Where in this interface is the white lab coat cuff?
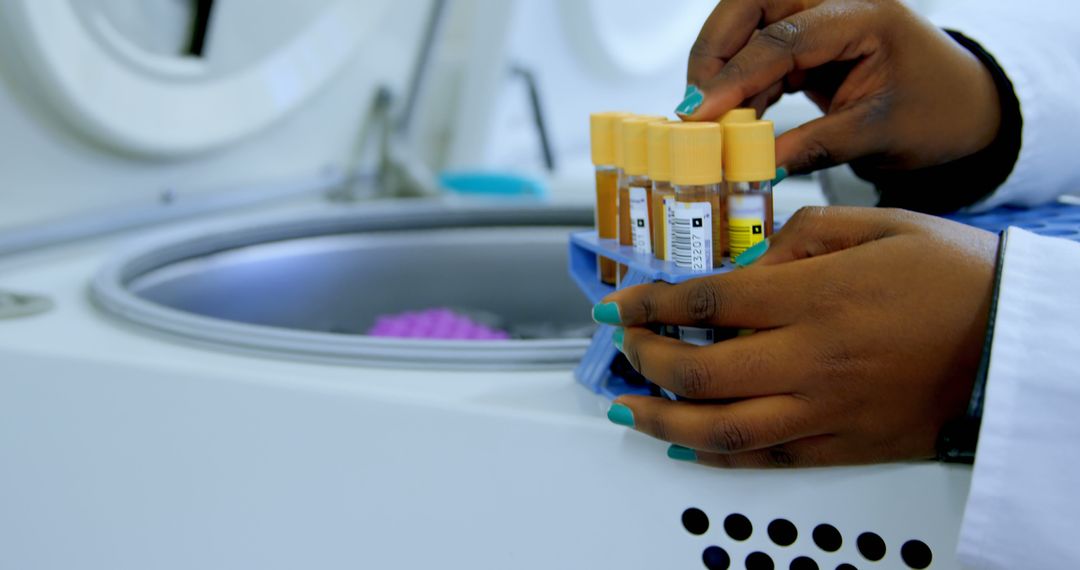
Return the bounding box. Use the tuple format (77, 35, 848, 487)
(931, 2, 1080, 210)
(957, 228, 1080, 568)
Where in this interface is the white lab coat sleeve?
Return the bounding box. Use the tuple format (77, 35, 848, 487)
(957, 228, 1080, 569)
(929, 1, 1080, 210)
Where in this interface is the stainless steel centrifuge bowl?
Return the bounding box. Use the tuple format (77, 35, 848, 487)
(91, 201, 596, 369)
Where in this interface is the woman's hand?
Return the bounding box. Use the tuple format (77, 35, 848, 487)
(677, 0, 1002, 177)
(594, 207, 998, 467)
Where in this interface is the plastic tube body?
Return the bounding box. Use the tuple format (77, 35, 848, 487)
(589, 111, 631, 285)
(620, 174, 654, 252)
(594, 165, 619, 284)
(617, 173, 654, 284)
(671, 182, 725, 346)
(671, 183, 724, 270)
(727, 180, 774, 258)
(651, 180, 674, 261)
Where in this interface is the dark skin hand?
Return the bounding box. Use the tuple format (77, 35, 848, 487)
(681, 0, 1002, 176)
(599, 207, 998, 468)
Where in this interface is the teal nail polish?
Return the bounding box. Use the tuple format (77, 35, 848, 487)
(607, 403, 634, 427)
(668, 445, 697, 462)
(612, 328, 625, 352)
(734, 239, 769, 267)
(683, 84, 695, 98)
(772, 167, 788, 185)
(675, 85, 704, 117)
(592, 302, 621, 325)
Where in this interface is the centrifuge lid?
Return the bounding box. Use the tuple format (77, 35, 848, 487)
(0, 0, 433, 248)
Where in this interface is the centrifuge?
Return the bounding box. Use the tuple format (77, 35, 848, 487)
(0, 1, 966, 568)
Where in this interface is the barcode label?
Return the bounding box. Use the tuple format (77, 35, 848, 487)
(629, 187, 652, 254)
(671, 202, 712, 271)
(728, 194, 766, 257)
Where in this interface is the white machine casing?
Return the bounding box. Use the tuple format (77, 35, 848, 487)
(0, 1, 969, 569)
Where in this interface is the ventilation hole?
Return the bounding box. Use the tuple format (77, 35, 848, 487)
(900, 540, 933, 569)
(812, 524, 842, 552)
(724, 513, 753, 541)
(789, 556, 819, 570)
(856, 532, 886, 562)
(836, 565, 858, 570)
(702, 546, 731, 570)
(768, 518, 798, 547)
(683, 508, 710, 536)
(745, 551, 774, 570)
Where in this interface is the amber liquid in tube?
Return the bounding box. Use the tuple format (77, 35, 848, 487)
(595, 167, 619, 284)
(651, 181, 674, 261)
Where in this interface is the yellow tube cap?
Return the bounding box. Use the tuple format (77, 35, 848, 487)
(670, 123, 723, 186)
(622, 116, 666, 176)
(590, 112, 630, 166)
(723, 120, 776, 182)
(719, 108, 757, 125)
(617, 114, 665, 169)
(647, 121, 677, 182)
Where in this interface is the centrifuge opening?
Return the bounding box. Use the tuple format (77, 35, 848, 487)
(92, 202, 597, 369)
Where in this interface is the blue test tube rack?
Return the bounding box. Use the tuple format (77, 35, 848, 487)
(567, 231, 743, 399)
(568, 201, 1080, 399)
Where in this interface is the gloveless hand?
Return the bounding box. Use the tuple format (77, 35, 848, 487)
(595, 207, 998, 467)
(677, 0, 1002, 176)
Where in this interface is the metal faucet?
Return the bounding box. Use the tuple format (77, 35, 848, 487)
(329, 0, 449, 202)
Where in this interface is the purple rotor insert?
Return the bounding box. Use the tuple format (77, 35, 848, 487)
(367, 308, 510, 340)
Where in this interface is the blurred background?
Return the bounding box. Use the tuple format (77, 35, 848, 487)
(421, 0, 937, 172)
(0, 0, 943, 239)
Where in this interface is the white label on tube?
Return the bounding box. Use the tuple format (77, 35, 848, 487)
(664, 196, 674, 260)
(671, 202, 712, 271)
(629, 187, 651, 254)
(728, 193, 767, 219)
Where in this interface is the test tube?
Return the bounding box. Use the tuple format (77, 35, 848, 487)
(723, 120, 776, 258)
(669, 122, 725, 347)
(620, 117, 664, 257)
(590, 112, 629, 285)
(718, 108, 757, 257)
(615, 115, 666, 284)
(669, 123, 725, 271)
(647, 121, 676, 261)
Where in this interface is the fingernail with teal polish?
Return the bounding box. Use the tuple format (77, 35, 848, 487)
(675, 85, 704, 117)
(683, 84, 695, 98)
(607, 403, 634, 427)
(734, 239, 769, 267)
(772, 167, 788, 186)
(612, 328, 625, 352)
(668, 444, 697, 462)
(592, 302, 621, 325)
